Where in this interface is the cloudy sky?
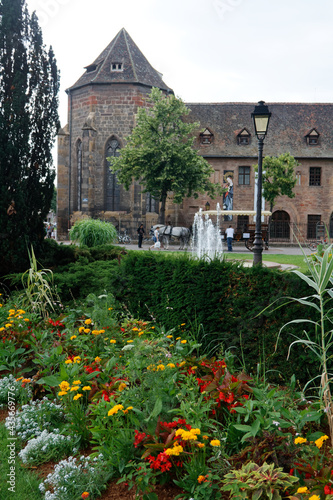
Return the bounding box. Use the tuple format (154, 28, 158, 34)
(26, 0, 333, 129)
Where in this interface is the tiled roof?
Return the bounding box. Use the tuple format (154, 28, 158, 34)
(68, 28, 172, 92)
(185, 102, 333, 158)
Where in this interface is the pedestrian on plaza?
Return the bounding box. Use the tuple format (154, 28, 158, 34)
(225, 225, 234, 252)
(150, 227, 161, 250)
(137, 223, 145, 248)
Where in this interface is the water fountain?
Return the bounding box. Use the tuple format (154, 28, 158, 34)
(191, 203, 224, 260)
(192, 205, 272, 261)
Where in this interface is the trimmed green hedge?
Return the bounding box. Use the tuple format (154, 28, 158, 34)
(118, 252, 325, 385)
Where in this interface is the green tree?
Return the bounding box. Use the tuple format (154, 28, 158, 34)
(254, 152, 298, 213)
(0, 0, 60, 273)
(110, 88, 221, 224)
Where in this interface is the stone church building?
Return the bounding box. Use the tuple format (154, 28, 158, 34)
(57, 28, 333, 243)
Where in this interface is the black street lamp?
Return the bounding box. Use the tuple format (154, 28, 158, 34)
(251, 101, 271, 266)
(205, 201, 210, 212)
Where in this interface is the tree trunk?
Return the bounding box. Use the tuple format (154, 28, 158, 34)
(159, 194, 167, 225)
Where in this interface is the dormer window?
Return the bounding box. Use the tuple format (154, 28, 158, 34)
(111, 63, 123, 72)
(237, 128, 251, 145)
(85, 64, 97, 73)
(306, 128, 320, 146)
(200, 128, 213, 145)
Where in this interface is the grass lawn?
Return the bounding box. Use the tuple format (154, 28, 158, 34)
(224, 252, 310, 274)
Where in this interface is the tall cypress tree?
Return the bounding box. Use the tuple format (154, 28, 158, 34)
(0, 0, 59, 273)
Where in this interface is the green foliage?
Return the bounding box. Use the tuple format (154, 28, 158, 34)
(117, 252, 321, 385)
(221, 461, 299, 499)
(253, 152, 298, 211)
(276, 244, 333, 442)
(69, 218, 118, 248)
(20, 246, 59, 318)
(0, 0, 60, 274)
(111, 87, 222, 223)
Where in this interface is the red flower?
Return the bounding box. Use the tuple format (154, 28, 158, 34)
(134, 430, 147, 448)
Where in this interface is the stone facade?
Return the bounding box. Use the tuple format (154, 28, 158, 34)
(57, 30, 333, 242)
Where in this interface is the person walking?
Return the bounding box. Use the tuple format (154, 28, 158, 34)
(225, 225, 234, 252)
(149, 227, 161, 250)
(137, 223, 145, 248)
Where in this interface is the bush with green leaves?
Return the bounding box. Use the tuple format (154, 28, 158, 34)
(221, 461, 299, 499)
(69, 219, 117, 248)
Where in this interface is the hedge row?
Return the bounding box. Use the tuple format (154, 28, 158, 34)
(118, 252, 325, 385)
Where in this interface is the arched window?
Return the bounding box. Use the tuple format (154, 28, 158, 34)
(270, 210, 290, 239)
(146, 192, 158, 213)
(105, 138, 121, 211)
(77, 140, 82, 211)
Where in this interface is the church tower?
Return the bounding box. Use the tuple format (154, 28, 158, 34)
(57, 28, 172, 240)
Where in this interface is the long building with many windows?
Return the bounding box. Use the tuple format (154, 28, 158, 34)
(57, 28, 333, 243)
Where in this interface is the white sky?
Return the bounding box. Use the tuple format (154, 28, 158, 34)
(26, 0, 333, 130)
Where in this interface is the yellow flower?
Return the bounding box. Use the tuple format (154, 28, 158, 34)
(91, 330, 101, 335)
(202, 435, 209, 440)
(297, 487, 308, 493)
(85, 318, 92, 325)
(176, 337, 181, 340)
(73, 356, 81, 363)
(110, 339, 116, 343)
(58, 391, 68, 396)
(210, 439, 221, 447)
(198, 475, 207, 484)
(73, 393, 83, 400)
(95, 356, 101, 363)
(156, 364, 165, 371)
(126, 406, 133, 411)
(175, 428, 200, 441)
(99, 329, 105, 334)
(147, 364, 155, 371)
(138, 331, 144, 336)
(165, 444, 183, 456)
(179, 361, 186, 367)
(181, 323, 186, 326)
(118, 383, 127, 391)
(82, 386, 91, 391)
(108, 404, 124, 416)
(79, 327, 85, 333)
(70, 335, 77, 340)
(73, 380, 81, 385)
(181, 340, 187, 344)
(16, 377, 23, 381)
(132, 327, 139, 331)
(24, 318, 30, 322)
(0, 327, 5, 332)
(84, 328, 91, 334)
(65, 359, 73, 364)
(309, 496, 320, 500)
(127, 340, 133, 343)
(167, 363, 175, 368)
(108, 307, 113, 310)
(315, 434, 329, 449)
(166, 335, 173, 339)
(294, 437, 307, 445)
(70, 386, 80, 391)
(197, 442, 205, 448)
(59, 381, 70, 391)
(5, 323, 12, 328)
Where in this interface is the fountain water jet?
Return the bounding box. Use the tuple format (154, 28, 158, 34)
(192, 203, 224, 260)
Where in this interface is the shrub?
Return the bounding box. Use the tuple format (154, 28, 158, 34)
(69, 219, 117, 248)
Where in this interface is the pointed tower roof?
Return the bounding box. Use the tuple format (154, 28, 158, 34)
(68, 28, 172, 92)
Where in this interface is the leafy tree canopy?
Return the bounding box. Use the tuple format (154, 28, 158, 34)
(254, 152, 298, 212)
(0, 0, 60, 273)
(110, 88, 221, 223)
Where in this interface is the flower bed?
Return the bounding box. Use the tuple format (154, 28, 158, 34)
(0, 281, 333, 499)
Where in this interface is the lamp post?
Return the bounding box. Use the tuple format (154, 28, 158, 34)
(205, 201, 210, 212)
(251, 101, 271, 266)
